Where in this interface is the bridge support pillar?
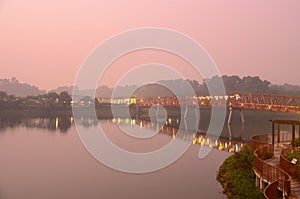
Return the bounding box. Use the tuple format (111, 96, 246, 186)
(240, 109, 245, 124)
(184, 105, 188, 119)
(228, 107, 246, 125)
(136, 106, 139, 120)
(228, 107, 232, 125)
(194, 106, 199, 120)
(227, 124, 232, 140)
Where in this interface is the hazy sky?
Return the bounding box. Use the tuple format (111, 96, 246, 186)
(0, 0, 299, 90)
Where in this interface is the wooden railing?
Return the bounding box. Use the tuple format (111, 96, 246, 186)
(281, 147, 300, 178)
(250, 134, 291, 199)
(264, 180, 279, 199)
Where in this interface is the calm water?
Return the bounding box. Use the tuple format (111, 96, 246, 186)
(0, 110, 299, 199)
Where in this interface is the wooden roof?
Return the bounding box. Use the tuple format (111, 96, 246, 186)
(270, 119, 300, 125)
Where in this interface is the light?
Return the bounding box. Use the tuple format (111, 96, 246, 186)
(172, 133, 176, 139)
(140, 121, 143, 128)
(206, 138, 210, 145)
(117, 118, 122, 124)
(218, 143, 224, 150)
(192, 138, 197, 144)
(55, 117, 59, 129)
(197, 137, 201, 144)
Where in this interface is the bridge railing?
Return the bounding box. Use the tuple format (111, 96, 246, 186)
(134, 94, 300, 113)
(250, 134, 291, 199)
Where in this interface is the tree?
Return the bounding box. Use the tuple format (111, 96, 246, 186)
(59, 91, 72, 107)
(222, 75, 242, 94)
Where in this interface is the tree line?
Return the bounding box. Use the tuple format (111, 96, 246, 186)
(1, 75, 300, 110)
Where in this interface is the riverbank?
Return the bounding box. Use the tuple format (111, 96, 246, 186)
(217, 145, 264, 199)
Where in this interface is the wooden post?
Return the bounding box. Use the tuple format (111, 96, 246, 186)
(272, 122, 275, 145)
(277, 124, 281, 144)
(292, 125, 296, 144)
(299, 125, 300, 139)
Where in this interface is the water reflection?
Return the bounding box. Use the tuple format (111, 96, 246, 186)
(113, 117, 245, 153)
(0, 117, 73, 132)
(0, 116, 244, 152)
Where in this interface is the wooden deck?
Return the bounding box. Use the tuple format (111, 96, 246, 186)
(265, 144, 300, 199)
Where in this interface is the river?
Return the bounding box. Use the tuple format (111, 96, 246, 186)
(0, 110, 299, 199)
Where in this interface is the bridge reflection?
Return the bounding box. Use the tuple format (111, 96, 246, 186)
(112, 117, 245, 153)
(0, 116, 245, 153)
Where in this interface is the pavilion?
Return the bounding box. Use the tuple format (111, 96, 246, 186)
(270, 119, 300, 145)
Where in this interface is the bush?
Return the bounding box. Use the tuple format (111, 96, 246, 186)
(285, 151, 300, 165)
(291, 138, 300, 147)
(217, 145, 264, 199)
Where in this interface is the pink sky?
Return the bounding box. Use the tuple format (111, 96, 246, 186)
(0, 0, 299, 90)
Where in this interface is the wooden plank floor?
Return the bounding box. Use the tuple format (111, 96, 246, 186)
(265, 145, 300, 199)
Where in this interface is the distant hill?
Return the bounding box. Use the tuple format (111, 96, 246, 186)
(0, 78, 45, 96)
(2, 76, 300, 98)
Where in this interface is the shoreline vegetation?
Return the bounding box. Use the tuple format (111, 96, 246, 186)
(217, 145, 264, 199)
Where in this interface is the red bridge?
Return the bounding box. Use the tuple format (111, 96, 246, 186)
(135, 93, 300, 113)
